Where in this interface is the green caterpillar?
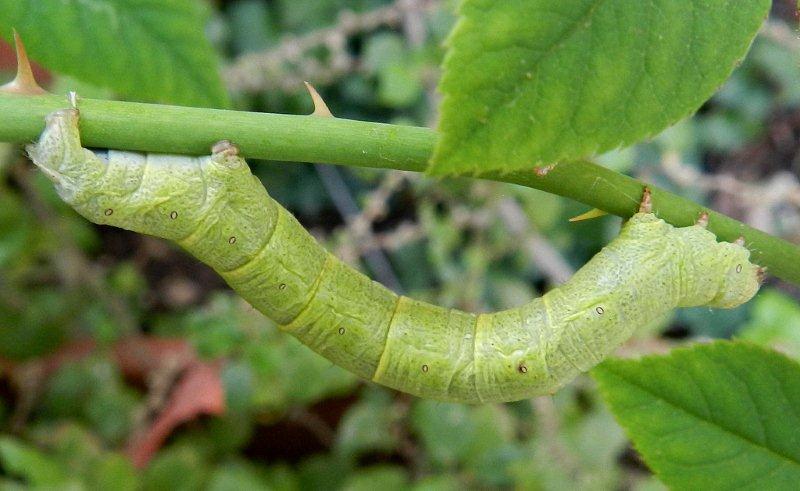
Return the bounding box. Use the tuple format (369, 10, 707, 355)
(27, 104, 761, 403)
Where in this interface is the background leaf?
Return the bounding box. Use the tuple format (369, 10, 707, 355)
(593, 341, 800, 490)
(0, 437, 70, 487)
(0, 0, 229, 107)
(432, 0, 771, 175)
(739, 289, 800, 359)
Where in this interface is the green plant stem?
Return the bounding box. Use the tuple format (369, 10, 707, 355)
(2, 93, 799, 284)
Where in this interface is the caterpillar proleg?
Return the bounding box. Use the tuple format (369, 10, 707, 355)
(27, 104, 762, 403)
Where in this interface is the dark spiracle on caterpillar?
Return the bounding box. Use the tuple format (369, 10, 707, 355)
(26, 92, 762, 404)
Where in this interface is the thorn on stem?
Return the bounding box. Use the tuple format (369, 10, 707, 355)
(638, 187, 652, 214)
(568, 208, 608, 223)
(304, 81, 334, 118)
(696, 212, 709, 228)
(0, 30, 48, 95)
(734, 236, 746, 247)
(68, 91, 79, 109)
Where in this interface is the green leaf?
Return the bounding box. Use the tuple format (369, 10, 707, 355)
(88, 454, 138, 491)
(207, 460, 281, 491)
(297, 454, 352, 491)
(410, 475, 463, 491)
(155, 294, 357, 412)
(410, 401, 515, 471)
(593, 341, 800, 490)
(432, 0, 770, 175)
(143, 444, 208, 491)
(0, 0, 228, 107)
(335, 389, 401, 458)
(363, 33, 423, 108)
(0, 437, 70, 487)
(341, 465, 408, 491)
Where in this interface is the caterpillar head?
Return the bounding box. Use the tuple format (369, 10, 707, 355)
(26, 108, 105, 204)
(706, 242, 762, 309)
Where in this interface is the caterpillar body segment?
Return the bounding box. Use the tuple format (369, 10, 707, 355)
(28, 107, 762, 403)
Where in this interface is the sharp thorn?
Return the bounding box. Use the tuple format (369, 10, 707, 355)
(0, 30, 48, 95)
(304, 81, 334, 118)
(67, 91, 78, 109)
(734, 236, 746, 247)
(638, 187, 652, 214)
(569, 208, 608, 222)
(696, 212, 709, 228)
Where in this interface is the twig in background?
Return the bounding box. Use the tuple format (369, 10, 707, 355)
(349, 171, 410, 238)
(286, 406, 337, 448)
(131, 354, 186, 435)
(391, 394, 427, 478)
(614, 337, 676, 358)
(760, 20, 800, 52)
(659, 152, 800, 237)
(330, 164, 416, 263)
(400, 0, 430, 47)
(315, 164, 405, 293)
(497, 198, 575, 286)
(225, 0, 441, 93)
(8, 363, 45, 433)
(373, 221, 425, 252)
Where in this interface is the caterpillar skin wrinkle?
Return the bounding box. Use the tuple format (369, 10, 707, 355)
(29, 107, 762, 403)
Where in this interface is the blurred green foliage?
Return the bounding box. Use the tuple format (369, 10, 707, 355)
(0, 0, 229, 107)
(0, 0, 798, 489)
